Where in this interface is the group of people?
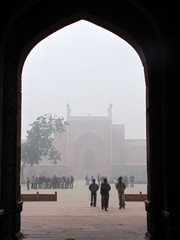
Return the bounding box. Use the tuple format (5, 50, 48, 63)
(89, 176, 126, 211)
(85, 174, 107, 186)
(27, 174, 127, 211)
(89, 177, 111, 211)
(26, 174, 75, 190)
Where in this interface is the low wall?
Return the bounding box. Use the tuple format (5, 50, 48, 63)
(21, 191, 146, 202)
(21, 191, 57, 201)
(125, 192, 147, 201)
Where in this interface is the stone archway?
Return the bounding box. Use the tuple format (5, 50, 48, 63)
(1, 2, 166, 239)
(73, 133, 106, 178)
(83, 149, 96, 170)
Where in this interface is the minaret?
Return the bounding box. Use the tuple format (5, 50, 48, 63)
(108, 103, 112, 119)
(66, 104, 71, 168)
(66, 103, 71, 121)
(108, 103, 113, 167)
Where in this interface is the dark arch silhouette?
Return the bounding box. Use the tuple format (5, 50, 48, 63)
(0, 1, 179, 239)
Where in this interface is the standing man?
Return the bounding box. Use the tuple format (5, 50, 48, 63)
(85, 174, 90, 185)
(129, 175, 135, 187)
(97, 174, 101, 186)
(70, 175, 74, 189)
(100, 178, 111, 211)
(89, 178, 99, 207)
(115, 176, 126, 209)
(26, 177, 30, 190)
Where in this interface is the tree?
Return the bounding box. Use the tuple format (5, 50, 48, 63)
(21, 113, 69, 181)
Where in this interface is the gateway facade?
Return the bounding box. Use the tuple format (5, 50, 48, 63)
(24, 104, 147, 181)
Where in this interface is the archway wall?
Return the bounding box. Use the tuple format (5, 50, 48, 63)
(73, 133, 107, 178)
(1, 1, 178, 239)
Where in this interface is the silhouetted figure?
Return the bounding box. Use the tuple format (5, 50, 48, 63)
(129, 175, 135, 187)
(27, 177, 30, 190)
(70, 175, 74, 189)
(89, 179, 99, 207)
(97, 174, 101, 186)
(100, 178, 111, 211)
(123, 175, 129, 188)
(85, 174, 90, 185)
(115, 176, 126, 209)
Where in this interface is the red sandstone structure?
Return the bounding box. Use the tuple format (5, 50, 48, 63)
(24, 104, 147, 181)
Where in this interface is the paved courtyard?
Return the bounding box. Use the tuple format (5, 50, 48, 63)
(21, 180, 147, 240)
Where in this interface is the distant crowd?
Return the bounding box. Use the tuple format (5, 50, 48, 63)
(26, 173, 135, 191)
(85, 174, 135, 188)
(26, 175, 75, 190)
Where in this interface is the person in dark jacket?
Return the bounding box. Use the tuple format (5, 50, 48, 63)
(26, 177, 30, 190)
(89, 178, 99, 207)
(100, 178, 111, 211)
(115, 176, 126, 209)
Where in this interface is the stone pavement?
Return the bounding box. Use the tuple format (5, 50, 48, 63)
(20, 180, 147, 240)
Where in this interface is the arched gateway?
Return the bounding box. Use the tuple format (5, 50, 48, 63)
(25, 104, 146, 181)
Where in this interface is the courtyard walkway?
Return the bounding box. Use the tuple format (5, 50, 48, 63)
(21, 180, 147, 240)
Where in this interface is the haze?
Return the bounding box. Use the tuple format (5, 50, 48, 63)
(22, 20, 146, 140)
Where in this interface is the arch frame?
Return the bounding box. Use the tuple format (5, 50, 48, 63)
(0, 1, 170, 239)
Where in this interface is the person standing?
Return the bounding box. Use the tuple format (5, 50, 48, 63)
(70, 175, 74, 189)
(26, 177, 30, 190)
(97, 174, 101, 186)
(100, 178, 111, 211)
(115, 176, 126, 209)
(89, 178, 99, 207)
(85, 174, 90, 185)
(129, 175, 135, 187)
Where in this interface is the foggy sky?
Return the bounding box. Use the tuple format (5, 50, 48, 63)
(22, 20, 146, 140)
